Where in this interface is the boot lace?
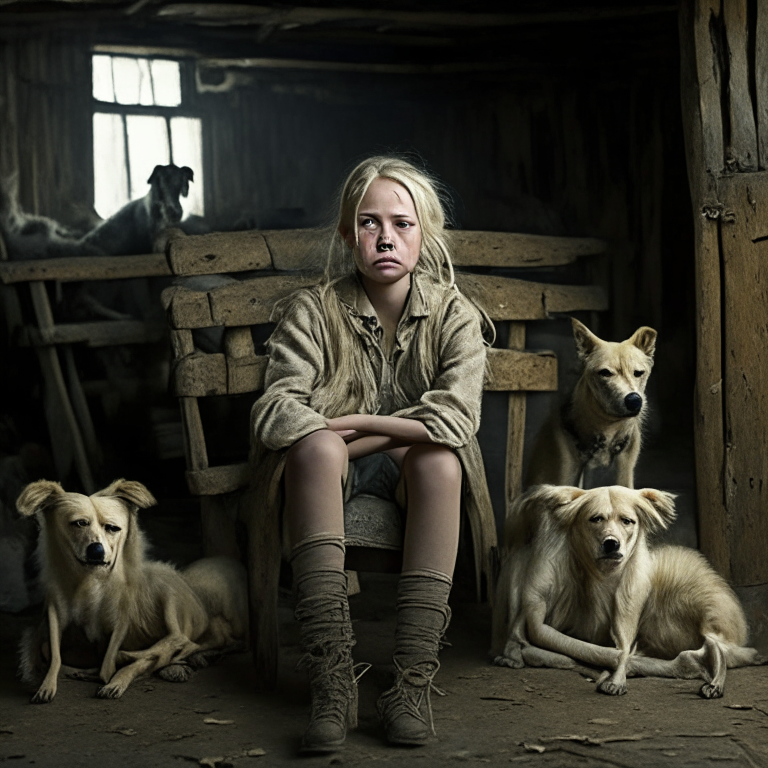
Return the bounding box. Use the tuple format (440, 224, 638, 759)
(377, 658, 446, 736)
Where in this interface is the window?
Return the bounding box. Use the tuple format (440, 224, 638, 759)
(92, 54, 204, 220)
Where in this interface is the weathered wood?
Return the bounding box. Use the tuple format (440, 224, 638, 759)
(179, 396, 208, 472)
(505, 324, 527, 517)
(692, 0, 725, 175)
(0, 253, 171, 284)
(163, 228, 607, 274)
(173, 352, 227, 397)
(170, 328, 195, 359)
(158, 3, 677, 28)
(164, 285, 214, 329)
(718, 173, 768, 585)
(167, 230, 271, 276)
(166, 273, 606, 330)
(187, 462, 250, 496)
(680, 0, 728, 576)
(63, 345, 102, 472)
(450, 231, 606, 268)
(23, 320, 167, 348)
(723, 0, 758, 171)
(757, 0, 768, 170)
(172, 347, 556, 398)
(224, 326, 256, 358)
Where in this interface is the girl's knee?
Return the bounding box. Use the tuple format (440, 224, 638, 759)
(286, 429, 347, 473)
(404, 444, 462, 485)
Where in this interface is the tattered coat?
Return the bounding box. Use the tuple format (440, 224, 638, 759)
(249, 271, 497, 597)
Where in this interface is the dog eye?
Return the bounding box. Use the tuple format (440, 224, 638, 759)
(104, 524, 122, 534)
(598, 369, 613, 378)
(589, 515, 603, 523)
(621, 517, 636, 525)
(633, 370, 644, 378)
(70, 519, 89, 528)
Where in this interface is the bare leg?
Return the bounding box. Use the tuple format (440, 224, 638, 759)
(400, 444, 462, 576)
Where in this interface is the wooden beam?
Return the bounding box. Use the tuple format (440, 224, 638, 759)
(756, 0, 768, 170)
(172, 347, 557, 397)
(0, 253, 171, 285)
(157, 4, 678, 29)
(22, 320, 167, 348)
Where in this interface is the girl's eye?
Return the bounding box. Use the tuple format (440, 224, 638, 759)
(396, 221, 411, 229)
(360, 218, 376, 228)
(633, 370, 644, 378)
(598, 369, 613, 378)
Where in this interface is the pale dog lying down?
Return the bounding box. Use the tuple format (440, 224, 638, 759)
(17, 478, 247, 702)
(491, 485, 763, 698)
(526, 319, 657, 489)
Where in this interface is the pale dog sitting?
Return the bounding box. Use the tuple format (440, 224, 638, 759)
(491, 485, 763, 698)
(526, 319, 657, 489)
(17, 478, 247, 702)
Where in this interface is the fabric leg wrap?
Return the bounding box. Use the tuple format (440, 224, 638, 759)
(291, 535, 360, 754)
(377, 569, 453, 745)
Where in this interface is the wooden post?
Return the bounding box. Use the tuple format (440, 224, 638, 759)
(505, 322, 526, 517)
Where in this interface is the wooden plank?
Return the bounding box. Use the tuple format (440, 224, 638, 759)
(680, 0, 728, 577)
(23, 320, 167, 348)
(718, 173, 768, 585)
(180, 396, 208, 471)
(170, 328, 195, 359)
(167, 230, 272, 276)
(187, 462, 250, 495)
(757, 0, 768, 170)
(723, 0, 758, 171)
(172, 352, 227, 397)
(450, 231, 606, 268)
(505, 323, 527, 517)
(164, 285, 215, 329)
(0, 253, 171, 284)
(541, 283, 608, 315)
(165, 228, 607, 273)
(691, 0, 725, 175)
(173, 347, 556, 397)
(209, 275, 317, 326)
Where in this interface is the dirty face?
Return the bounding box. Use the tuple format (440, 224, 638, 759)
(572, 321, 657, 419)
(49, 494, 131, 574)
(571, 487, 641, 575)
(343, 177, 421, 290)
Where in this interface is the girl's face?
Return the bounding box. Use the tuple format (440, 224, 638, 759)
(341, 177, 421, 288)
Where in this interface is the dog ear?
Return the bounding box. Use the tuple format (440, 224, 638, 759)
(17, 480, 65, 517)
(147, 165, 163, 186)
(180, 166, 194, 197)
(636, 488, 677, 532)
(523, 485, 586, 526)
(94, 479, 157, 511)
(571, 318, 601, 359)
(629, 326, 657, 358)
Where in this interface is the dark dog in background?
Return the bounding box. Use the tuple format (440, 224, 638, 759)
(0, 164, 194, 260)
(81, 164, 194, 256)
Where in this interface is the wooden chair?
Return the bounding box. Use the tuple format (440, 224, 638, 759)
(160, 227, 608, 689)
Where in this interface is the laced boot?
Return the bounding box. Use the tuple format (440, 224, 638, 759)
(294, 569, 358, 754)
(377, 570, 452, 746)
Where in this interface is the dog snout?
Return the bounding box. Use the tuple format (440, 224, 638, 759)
(86, 542, 105, 563)
(601, 537, 621, 557)
(624, 393, 643, 415)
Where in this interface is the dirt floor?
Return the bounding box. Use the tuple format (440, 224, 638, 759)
(2, 440, 768, 768)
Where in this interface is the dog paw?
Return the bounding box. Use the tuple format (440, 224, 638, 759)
(96, 683, 124, 699)
(491, 655, 524, 669)
(157, 663, 194, 683)
(31, 687, 55, 704)
(699, 683, 723, 699)
(597, 679, 627, 696)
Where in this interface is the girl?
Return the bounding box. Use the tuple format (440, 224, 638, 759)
(251, 156, 496, 752)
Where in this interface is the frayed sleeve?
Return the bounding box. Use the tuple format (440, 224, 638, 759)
(392, 296, 487, 449)
(250, 292, 329, 451)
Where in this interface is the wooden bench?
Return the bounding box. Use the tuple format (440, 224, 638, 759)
(160, 227, 607, 688)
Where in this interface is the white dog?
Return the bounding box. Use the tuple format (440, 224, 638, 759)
(17, 478, 247, 702)
(526, 319, 657, 489)
(492, 485, 762, 698)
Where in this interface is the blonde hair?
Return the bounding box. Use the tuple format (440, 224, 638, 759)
(323, 155, 456, 286)
(277, 156, 482, 418)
